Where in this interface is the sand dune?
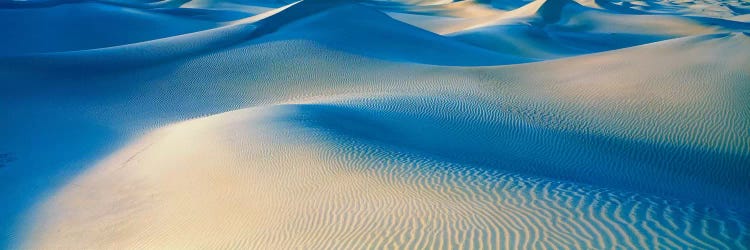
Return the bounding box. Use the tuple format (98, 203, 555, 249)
(0, 2, 218, 55)
(449, 0, 749, 58)
(2, 0, 527, 69)
(253, 1, 531, 65)
(1, 0, 749, 248)
(21, 104, 750, 249)
(386, 0, 748, 59)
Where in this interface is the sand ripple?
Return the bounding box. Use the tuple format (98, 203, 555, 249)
(3, 0, 749, 248)
(21, 104, 750, 249)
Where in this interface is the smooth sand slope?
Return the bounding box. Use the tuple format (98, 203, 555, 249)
(1, 0, 749, 249)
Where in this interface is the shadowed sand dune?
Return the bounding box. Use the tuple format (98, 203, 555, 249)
(1, 0, 529, 71)
(0, 2, 219, 55)
(253, 1, 532, 65)
(1, 0, 749, 248)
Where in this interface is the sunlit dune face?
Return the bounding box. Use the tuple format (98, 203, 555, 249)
(22, 105, 749, 249)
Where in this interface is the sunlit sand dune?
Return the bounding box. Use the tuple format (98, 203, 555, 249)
(22, 104, 750, 249)
(1, 0, 749, 248)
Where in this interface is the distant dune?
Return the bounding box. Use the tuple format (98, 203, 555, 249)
(1, 0, 749, 249)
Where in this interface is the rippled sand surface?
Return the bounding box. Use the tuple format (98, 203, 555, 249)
(1, 0, 749, 249)
(22, 105, 749, 249)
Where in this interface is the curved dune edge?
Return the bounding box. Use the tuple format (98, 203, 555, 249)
(21, 104, 750, 249)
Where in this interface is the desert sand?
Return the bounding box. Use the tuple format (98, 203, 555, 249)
(1, 0, 749, 249)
